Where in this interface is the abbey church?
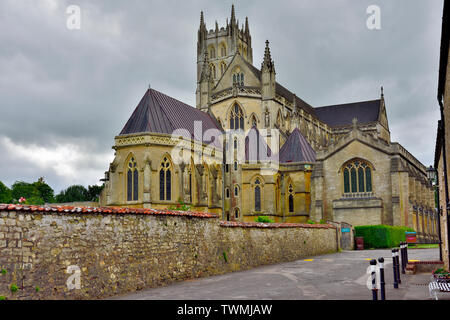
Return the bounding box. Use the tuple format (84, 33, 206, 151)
(100, 6, 438, 243)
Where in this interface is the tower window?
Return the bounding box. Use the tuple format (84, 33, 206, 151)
(230, 104, 244, 130)
(234, 185, 239, 197)
(225, 188, 230, 198)
(127, 157, 138, 201)
(232, 73, 244, 86)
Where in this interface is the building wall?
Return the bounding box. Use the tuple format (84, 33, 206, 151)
(0, 209, 337, 300)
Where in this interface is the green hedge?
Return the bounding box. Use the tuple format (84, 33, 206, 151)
(354, 225, 415, 249)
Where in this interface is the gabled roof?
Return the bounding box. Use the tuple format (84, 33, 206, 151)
(314, 100, 381, 127)
(278, 128, 316, 163)
(120, 89, 222, 146)
(245, 126, 273, 162)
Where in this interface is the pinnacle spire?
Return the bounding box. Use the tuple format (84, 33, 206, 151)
(245, 17, 249, 34)
(262, 40, 275, 72)
(200, 11, 204, 26)
(231, 4, 236, 22)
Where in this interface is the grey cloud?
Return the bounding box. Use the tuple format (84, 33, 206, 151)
(0, 0, 443, 192)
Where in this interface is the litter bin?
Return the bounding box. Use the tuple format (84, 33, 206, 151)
(355, 237, 364, 250)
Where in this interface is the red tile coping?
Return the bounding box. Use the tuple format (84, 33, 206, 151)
(220, 221, 336, 229)
(0, 204, 218, 219)
(407, 260, 444, 265)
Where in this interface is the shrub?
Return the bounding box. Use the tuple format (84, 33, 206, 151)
(255, 216, 274, 223)
(10, 284, 18, 293)
(354, 225, 415, 249)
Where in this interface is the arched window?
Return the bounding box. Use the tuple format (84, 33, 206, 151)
(234, 185, 239, 197)
(230, 104, 244, 130)
(234, 208, 240, 219)
(234, 138, 238, 150)
(288, 184, 294, 213)
(127, 157, 138, 201)
(254, 179, 261, 212)
(209, 47, 215, 59)
(225, 188, 230, 198)
(232, 72, 244, 86)
(210, 64, 216, 79)
(220, 61, 226, 75)
(342, 160, 373, 195)
(220, 45, 226, 57)
(234, 161, 238, 171)
(159, 157, 172, 201)
(251, 115, 257, 127)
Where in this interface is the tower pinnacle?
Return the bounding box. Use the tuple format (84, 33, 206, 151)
(262, 40, 275, 72)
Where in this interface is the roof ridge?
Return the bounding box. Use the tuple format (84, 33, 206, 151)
(316, 99, 381, 109)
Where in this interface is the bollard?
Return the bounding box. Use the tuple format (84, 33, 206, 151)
(370, 259, 378, 300)
(401, 242, 406, 274)
(378, 257, 386, 300)
(392, 249, 398, 289)
(395, 248, 401, 284)
(404, 241, 409, 265)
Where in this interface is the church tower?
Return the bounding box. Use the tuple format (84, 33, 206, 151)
(196, 5, 253, 109)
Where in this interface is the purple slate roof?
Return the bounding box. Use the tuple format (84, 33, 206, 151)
(314, 100, 381, 127)
(278, 128, 316, 163)
(120, 89, 222, 146)
(245, 126, 273, 162)
(242, 59, 316, 115)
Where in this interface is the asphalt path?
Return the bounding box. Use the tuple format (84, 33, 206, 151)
(111, 248, 442, 300)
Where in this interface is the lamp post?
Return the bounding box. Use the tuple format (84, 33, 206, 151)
(428, 166, 443, 262)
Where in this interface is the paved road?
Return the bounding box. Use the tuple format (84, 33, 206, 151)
(112, 248, 442, 300)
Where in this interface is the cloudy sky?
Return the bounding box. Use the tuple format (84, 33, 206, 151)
(0, 0, 444, 193)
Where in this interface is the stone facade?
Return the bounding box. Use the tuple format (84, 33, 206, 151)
(99, 5, 436, 236)
(0, 206, 337, 300)
(435, 1, 450, 270)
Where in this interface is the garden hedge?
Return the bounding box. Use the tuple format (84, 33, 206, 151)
(354, 225, 415, 249)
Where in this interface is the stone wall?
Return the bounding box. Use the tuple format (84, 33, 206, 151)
(0, 205, 337, 300)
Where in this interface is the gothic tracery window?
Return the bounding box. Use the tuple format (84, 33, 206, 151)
(254, 179, 262, 212)
(159, 157, 172, 201)
(230, 104, 244, 130)
(288, 184, 294, 213)
(232, 73, 244, 86)
(342, 160, 373, 195)
(127, 157, 138, 201)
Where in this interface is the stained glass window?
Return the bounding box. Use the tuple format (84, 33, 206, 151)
(255, 179, 261, 212)
(127, 157, 138, 201)
(343, 160, 373, 195)
(160, 157, 172, 201)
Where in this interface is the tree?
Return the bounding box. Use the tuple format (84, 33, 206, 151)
(56, 185, 89, 203)
(11, 181, 44, 205)
(0, 181, 12, 204)
(87, 184, 104, 202)
(32, 177, 55, 203)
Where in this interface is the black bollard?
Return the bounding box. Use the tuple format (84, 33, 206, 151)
(401, 242, 406, 274)
(378, 257, 386, 300)
(370, 259, 378, 300)
(392, 249, 398, 289)
(395, 248, 401, 284)
(405, 241, 409, 264)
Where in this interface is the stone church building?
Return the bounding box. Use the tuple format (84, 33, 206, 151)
(100, 6, 438, 242)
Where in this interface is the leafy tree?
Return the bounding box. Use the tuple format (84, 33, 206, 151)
(11, 181, 40, 201)
(87, 184, 104, 202)
(0, 181, 12, 204)
(32, 177, 55, 203)
(56, 185, 89, 203)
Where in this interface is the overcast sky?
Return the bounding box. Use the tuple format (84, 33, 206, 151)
(0, 0, 444, 193)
